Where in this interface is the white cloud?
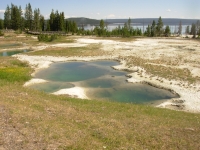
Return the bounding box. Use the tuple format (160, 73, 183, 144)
(97, 13, 100, 15)
(0, 10, 5, 13)
(107, 14, 116, 18)
(44, 14, 50, 19)
(66, 15, 77, 18)
(167, 9, 171, 12)
(65, 15, 70, 18)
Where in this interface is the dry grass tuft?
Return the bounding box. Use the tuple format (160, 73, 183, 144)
(29, 43, 110, 57)
(124, 56, 200, 84)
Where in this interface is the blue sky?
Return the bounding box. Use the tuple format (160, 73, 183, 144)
(0, 0, 200, 19)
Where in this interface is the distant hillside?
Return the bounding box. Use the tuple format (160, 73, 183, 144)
(67, 17, 100, 26)
(66, 17, 199, 27)
(106, 18, 200, 26)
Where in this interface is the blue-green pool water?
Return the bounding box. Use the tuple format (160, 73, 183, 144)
(0, 50, 31, 56)
(32, 61, 179, 104)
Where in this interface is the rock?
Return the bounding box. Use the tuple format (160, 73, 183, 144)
(171, 103, 185, 109)
(172, 99, 185, 103)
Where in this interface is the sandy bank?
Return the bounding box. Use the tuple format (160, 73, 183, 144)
(24, 78, 48, 86)
(52, 87, 89, 99)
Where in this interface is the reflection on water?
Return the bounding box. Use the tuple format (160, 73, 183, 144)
(35, 61, 126, 82)
(33, 61, 179, 104)
(85, 83, 176, 103)
(0, 50, 31, 56)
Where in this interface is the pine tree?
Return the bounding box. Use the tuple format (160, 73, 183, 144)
(145, 25, 151, 37)
(4, 4, 24, 30)
(191, 23, 196, 38)
(25, 3, 33, 30)
(65, 20, 69, 33)
(100, 19, 105, 30)
(68, 20, 72, 32)
(128, 17, 131, 30)
(117, 25, 121, 36)
(59, 12, 65, 31)
(46, 20, 50, 31)
(33, 8, 40, 31)
(0, 19, 4, 29)
(48, 10, 66, 31)
(151, 20, 156, 37)
(122, 22, 130, 37)
(49, 9, 55, 30)
(73, 21, 77, 33)
(54, 10, 59, 31)
(137, 28, 142, 36)
(4, 5, 11, 29)
(40, 15, 45, 31)
(99, 19, 105, 36)
(11, 4, 21, 30)
(164, 25, 171, 37)
(156, 16, 163, 36)
(19, 6, 24, 30)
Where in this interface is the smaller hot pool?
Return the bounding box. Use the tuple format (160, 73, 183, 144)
(0, 50, 31, 56)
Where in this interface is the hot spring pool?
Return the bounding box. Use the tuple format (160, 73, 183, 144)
(30, 60, 179, 104)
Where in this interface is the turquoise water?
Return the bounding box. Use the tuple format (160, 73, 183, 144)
(0, 50, 31, 56)
(35, 61, 126, 82)
(33, 61, 179, 104)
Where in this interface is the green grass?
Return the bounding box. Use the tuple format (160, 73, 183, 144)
(0, 58, 31, 83)
(0, 57, 200, 149)
(0, 67, 31, 82)
(29, 43, 109, 57)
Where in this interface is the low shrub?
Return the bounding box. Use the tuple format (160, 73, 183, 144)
(38, 34, 59, 42)
(15, 30, 22, 34)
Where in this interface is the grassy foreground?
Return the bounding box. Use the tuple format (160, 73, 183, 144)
(0, 57, 200, 149)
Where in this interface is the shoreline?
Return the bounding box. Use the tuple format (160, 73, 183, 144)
(13, 54, 200, 113)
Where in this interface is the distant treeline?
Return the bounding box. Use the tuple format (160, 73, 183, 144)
(0, 3, 200, 38)
(2, 3, 78, 34)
